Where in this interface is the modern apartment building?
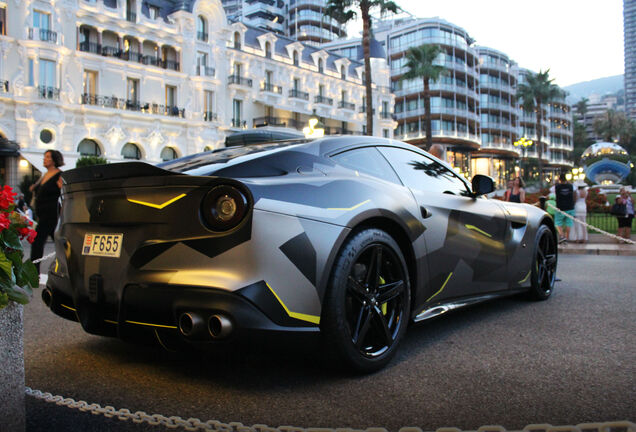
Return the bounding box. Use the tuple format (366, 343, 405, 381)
(0, 0, 393, 189)
(220, 0, 345, 45)
(625, 0, 636, 120)
(325, 17, 573, 185)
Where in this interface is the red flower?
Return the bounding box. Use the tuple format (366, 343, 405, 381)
(0, 185, 16, 210)
(0, 212, 10, 231)
(27, 229, 37, 244)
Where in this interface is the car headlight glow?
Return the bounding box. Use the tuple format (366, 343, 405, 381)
(201, 185, 248, 231)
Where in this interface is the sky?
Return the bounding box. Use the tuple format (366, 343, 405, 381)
(350, 0, 624, 87)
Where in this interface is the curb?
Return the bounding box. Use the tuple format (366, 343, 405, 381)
(558, 245, 636, 256)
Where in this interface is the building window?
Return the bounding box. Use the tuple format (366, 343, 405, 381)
(265, 42, 272, 58)
(294, 78, 300, 91)
(39, 59, 56, 89)
(148, 5, 160, 20)
(197, 52, 208, 75)
(233, 62, 242, 77)
(233, 31, 241, 50)
(204, 90, 214, 121)
(383, 129, 390, 138)
(127, 77, 139, 104)
(318, 58, 323, 73)
(197, 16, 207, 41)
(293, 51, 299, 66)
(40, 129, 54, 144)
(28, 59, 34, 86)
(232, 99, 242, 127)
(33, 10, 50, 31)
(319, 84, 324, 97)
(0, 7, 6, 36)
(382, 101, 389, 114)
(341, 90, 346, 102)
(78, 139, 101, 156)
(165, 85, 176, 108)
(341, 65, 346, 80)
(160, 147, 177, 161)
(83, 70, 97, 101)
(122, 143, 141, 160)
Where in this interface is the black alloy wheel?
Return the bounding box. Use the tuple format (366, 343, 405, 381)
(322, 229, 410, 373)
(529, 224, 558, 300)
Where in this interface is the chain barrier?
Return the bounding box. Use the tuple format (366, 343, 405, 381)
(23, 388, 635, 432)
(544, 203, 636, 245)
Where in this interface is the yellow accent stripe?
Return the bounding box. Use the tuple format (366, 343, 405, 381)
(426, 272, 453, 302)
(266, 283, 320, 325)
(54, 259, 59, 273)
(60, 304, 76, 312)
(465, 224, 492, 238)
(127, 193, 187, 209)
(327, 199, 371, 211)
(104, 319, 118, 325)
(125, 320, 178, 329)
(518, 270, 531, 284)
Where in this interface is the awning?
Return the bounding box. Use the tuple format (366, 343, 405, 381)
(0, 137, 20, 157)
(19, 150, 80, 174)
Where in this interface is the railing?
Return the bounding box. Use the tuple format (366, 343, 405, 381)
(163, 60, 180, 71)
(126, 10, 136, 22)
(203, 112, 218, 121)
(38, 86, 60, 100)
(359, 106, 375, 114)
(82, 45, 179, 71)
(261, 83, 282, 94)
(380, 112, 392, 119)
(0, 81, 9, 93)
(289, 89, 309, 100)
(121, 50, 144, 63)
(28, 28, 58, 43)
(231, 119, 247, 128)
(228, 75, 253, 87)
(81, 93, 185, 118)
(197, 31, 208, 42)
(143, 55, 161, 67)
(79, 41, 101, 54)
(314, 95, 333, 105)
(253, 116, 288, 127)
(198, 66, 215, 77)
(338, 101, 355, 110)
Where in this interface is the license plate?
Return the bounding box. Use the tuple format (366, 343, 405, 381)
(82, 233, 123, 258)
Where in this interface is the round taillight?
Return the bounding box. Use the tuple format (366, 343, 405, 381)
(201, 185, 248, 231)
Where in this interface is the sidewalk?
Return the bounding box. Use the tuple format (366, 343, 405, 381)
(558, 233, 636, 256)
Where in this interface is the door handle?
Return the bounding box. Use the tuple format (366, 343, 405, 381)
(420, 206, 432, 219)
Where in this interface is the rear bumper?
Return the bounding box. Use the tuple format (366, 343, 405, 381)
(44, 271, 319, 345)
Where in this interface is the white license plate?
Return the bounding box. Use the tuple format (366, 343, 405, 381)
(82, 233, 123, 258)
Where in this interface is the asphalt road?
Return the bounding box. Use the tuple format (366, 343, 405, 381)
(23, 253, 635, 432)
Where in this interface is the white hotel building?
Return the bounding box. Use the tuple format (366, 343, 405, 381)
(0, 0, 394, 189)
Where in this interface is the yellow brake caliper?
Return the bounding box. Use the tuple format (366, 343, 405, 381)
(379, 276, 387, 315)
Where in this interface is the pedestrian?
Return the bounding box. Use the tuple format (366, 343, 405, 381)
(503, 179, 513, 201)
(554, 173, 575, 242)
(506, 177, 525, 203)
(569, 183, 588, 243)
(30, 150, 64, 272)
(429, 144, 443, 160)
(619, 187, 634, 240)
(611, 196, 629, 242)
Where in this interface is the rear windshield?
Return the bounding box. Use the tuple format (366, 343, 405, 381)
(157, 141, 307, 175)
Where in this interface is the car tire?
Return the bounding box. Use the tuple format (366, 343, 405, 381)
(322, 228, 411, 373)
(528, 224, 558, 301)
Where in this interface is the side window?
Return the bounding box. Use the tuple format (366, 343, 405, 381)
(331, 147, 400, 184)
(378, 147, 470, 195)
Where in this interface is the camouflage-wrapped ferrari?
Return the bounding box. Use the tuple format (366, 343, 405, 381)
(44, 137, 557, 372)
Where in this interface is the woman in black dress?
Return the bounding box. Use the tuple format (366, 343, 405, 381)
(30, 150, 64, 271)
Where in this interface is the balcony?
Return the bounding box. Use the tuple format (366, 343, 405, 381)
(228, 75, 253, 87)
(28, 28, 58, 43)
(253, 116, 288, 127)
(198, 66, 215, 77)
(261, 83, 283, 94)
(82, 93, 125, 108)
(289, 89, 309, 100)
(231, 119, 247, 128)
(81, 94, 185, 118)
(79, 41, 101, 54)
(142, 55, 161, 67)
(204, 112, 218, 121)
(162, 60, 180, 71)
(197, 32, 208, 42)
(126, 10, 136, 22)
(338, 101, 355, 110)
(314, 95, 333, 105)
(38, 86, 60, 100)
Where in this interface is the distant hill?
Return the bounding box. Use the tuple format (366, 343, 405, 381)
(563, 75, 624, 103)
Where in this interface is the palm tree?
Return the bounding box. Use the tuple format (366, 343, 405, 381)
(325, 0, 399, 136)
(400, 44, 445, 150)
(575, 97, 589, 123)
(516, 69, 564, 187)
(593, 109, 636, 147)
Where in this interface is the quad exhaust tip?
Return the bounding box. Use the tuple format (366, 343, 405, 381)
(41, 288, 53, 307)
(208, 314, 232, 339)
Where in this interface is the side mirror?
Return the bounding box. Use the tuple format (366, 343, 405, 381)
(472, 174, 495, 196)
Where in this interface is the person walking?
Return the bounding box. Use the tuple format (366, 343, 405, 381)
(619, 187, 634, 240)
(506, 177, 525, 203)
(554, 173, 575, 242)
(569, 183, 588, 243)
(30, 150, 64, 272)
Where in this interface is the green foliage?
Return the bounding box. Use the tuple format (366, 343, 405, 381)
(593, 109, 636, 147)
(400, 44, 445, 83)
(76, 155, 108, 167)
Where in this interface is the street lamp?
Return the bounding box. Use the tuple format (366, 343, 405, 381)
(303, 116, 325, 138)
(513, 137, 533, 179)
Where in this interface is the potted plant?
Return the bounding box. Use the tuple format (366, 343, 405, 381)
(0, 184, 39, 432)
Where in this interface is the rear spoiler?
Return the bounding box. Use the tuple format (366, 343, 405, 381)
(62, 162, 173, 185)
